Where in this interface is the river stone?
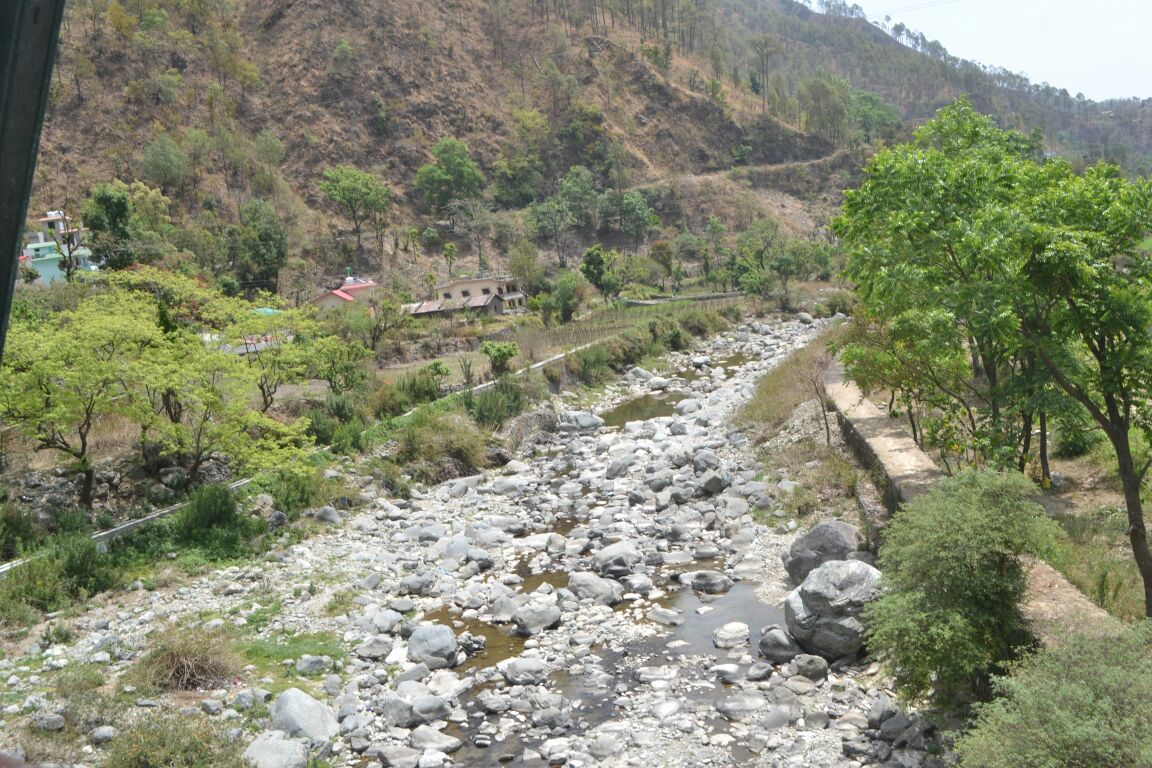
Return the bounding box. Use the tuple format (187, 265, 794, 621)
(500, 657, 549, 685)
(270, 688, 338, 740)
(411, 694, 451, 724)
(784, 560, 881, 658)
(591, 540, 642, 576)
(567, 572, 623, 605)
(408, 724, 463, 753)
(88, 725, 119, 744)
(783, 520, 859, 583)
(692, 449, 721, 473)
(698, 471, 730, 495)
(712, 622, 750, 648)
(243, 731, 308, 768)
(793, 653, 830, 681)
(759, 624, 804, 663)
(513, 604, 561, 636)
(715, 692, 767, 721)
(680, 570, 733, 594)
(374, 745, 421, 768)
(295, 655, 329, 675)
(407, 625, 458, 669)
(379, 694, 416, 728)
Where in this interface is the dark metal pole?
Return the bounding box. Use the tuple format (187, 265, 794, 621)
(0, 0, 68, 360)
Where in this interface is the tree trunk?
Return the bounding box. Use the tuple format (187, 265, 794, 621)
(1017, 411, 1033, 473)
(1039, 410, 1051, 484)
(1109, 430, 1152, 617)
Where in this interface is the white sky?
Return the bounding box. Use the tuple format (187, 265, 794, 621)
(843, 0, 1151, 101)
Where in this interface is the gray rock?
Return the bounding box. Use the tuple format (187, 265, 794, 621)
(591, 539, 642, 576)
(30, 712, 66, 731)
(567, 572, 623, 606)
(295, 655, 329, 675)
(605, 457, 635, 480)
(680, 570, 733, 594)
(692, 449, 721, 474)
(784, 559, 881, 658)
(407, 625, 458, 670)
(88, 725, 119, 744)
(513, 604, 561, 636)
(408, 724, 462, 753)
(373, 745, 421, 768)
(243, 731, 308, 768)
(355, 635, 392, 660)
(629, 367, 654, 381)
(759, 624, 804, 663)
(698, 470, 730, 495)
(313, 505, 342, 524)
(411, 694, 451, 725)
(712, 622, 750, 648)
(715, 692, 767, 721)
(563, 411, 604, 431)
(270, 688, 338, 740)
(793, 654, 829, 681)
(500, 658, 549, 685)
(783, 520, 859, 583)
(379, 694, 416, 728)
(868, 692, 899, 729)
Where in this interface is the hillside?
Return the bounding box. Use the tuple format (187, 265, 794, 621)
(28, 0, 1152, 296)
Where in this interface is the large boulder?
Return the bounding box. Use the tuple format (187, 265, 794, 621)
(513, 604, 562, 636)
(783, 520, 859, 583)
(758, 624, 804, 663)
(244, 731, 308, 768)
(406, 625, 458, 670)
(591, 540, 642, 577)
(269, 689, 338, 740)
(567, 572, 623, 606)
(784, 559, 881, 659)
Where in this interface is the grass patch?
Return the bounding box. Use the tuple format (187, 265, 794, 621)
(755, 440, 860, 522)
(1048, 505, 1147, 620)
(323, 589, 357, 617)
(101, 716, 245, 768)
(235, 631, 346, 674)
(735, 326, 844, 439)
(134, 630, 240, 691)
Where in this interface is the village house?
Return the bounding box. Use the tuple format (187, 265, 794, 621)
(20, 211, 97, 283)
(403, 275, 525, 318)
(310, 275, 379, 309)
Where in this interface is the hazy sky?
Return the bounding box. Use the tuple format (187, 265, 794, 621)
(843, 0, 1150, 101)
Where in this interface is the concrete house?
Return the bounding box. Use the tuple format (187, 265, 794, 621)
(310, 276, 379, 310)
(20, 211, 96, 283)
(403, 276, 525, 317)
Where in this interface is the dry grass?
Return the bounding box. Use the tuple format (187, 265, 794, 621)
(735, 325, 845, 439)
(135, 630, 240, 691)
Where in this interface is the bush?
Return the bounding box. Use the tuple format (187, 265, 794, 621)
(864, 470, 1061, 712)
(304, 406, 337, 445)
(0, 503, 42, 560)
(56, 533, 118, 597)
(136, 630, 239, 691)
(824, 289, 858, 317)
(565, 344, 613, 385)
(331, 421, 365, 455)
(175, 486, 239, 544)
(481, 340, 520, 377)
(395, 411, 488, 483)
(371, 381, 413, 418)
(1053, 424, 1104, 459)
(251, 468, 327, 516)
(468, 379, 527, 428)
(718, 304, 744, 324)
(396, 371, 441, 404)
(955, 622, 1152, 767)
(649, 319, 687, 351)
(102, 716, 245, 768)
(676, 308, 729, 337)
(1, 553, 68, 616)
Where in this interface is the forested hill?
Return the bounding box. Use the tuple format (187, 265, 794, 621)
(29, 0, 1152, 292)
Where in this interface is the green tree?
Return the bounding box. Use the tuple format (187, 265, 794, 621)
(139, 134, 189, 190)
(318, 165, 391, 253)
(307, 336, 371, 395)
(580, 244, 623, 303)
(864, 470, 1059, 711)
(649, 239, 676, 291)
(415, 138, 485, 212)
(225, 199, 289, 291)
(226, 302, 315, 412)
(442, 242, 458, 278)
(543, 270, 584, 324)
(558, 165, 599, 229)
(529, 197, 575, 268)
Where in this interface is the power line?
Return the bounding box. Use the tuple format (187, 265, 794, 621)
(874, 0, 963, 17)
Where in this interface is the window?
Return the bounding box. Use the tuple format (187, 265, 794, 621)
(461, 290, 471, 297)
(442, 292, 451, 299)
(497, 285, 503, 294)
(481, 287, 491, 295)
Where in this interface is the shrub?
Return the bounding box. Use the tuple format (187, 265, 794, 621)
(0, 503, 42, 560)
(1053, 424, 1104, 459)
(824, 289, 858, 316)
(395, 411, 488, 483)
(136, 630, 239, 691)
(371, 381, 412, 418)
(864, 470, 1061, 712)
(955, 621, 1152, 767)
(397, 371, 440, 404)
(565, 344, 613, 385)
(304, 406, 337, 446)
(649, 319, 687, 351)
(468, 379, 527, 428)
(175, 486, 239, 543)
(101, 716, 245, 768)
(56, 533, 118, 597)
(481, 340, 520, 377)
(677, 308, 729, 337)
(251, 468, 328, 516)
(718, 304, 744, 324)
(330, 421, 365, 455)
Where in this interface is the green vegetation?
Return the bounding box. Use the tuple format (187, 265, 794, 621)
(480, 340, 520, 377)
(864, 471, 1060, 712)
(134, 629, 240, 691)
(955, 622, 1152, 768)
(102, 716, 245, 768)
(836, 98, 1152, 617)
(736, 327, 841, 438)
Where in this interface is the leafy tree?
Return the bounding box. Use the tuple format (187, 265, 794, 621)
(599, 189, 655, 247)
(307, 336, 371, 395)
(580, 244, 623, 303)
(649, 239, 676, 291)
(318, 165, 391, 253)
(445, 198, 493, 272)
(955, 622, 1152, 767)
(529, 197, 575, 267)
(480, 340, 519, 377)
(558, 165, 600, 229)
(0, 291, 164, 506)
(864, 470, 1059, 711)
(543, 270, 584, 324)
(139, 134, 189, 190)
(82, 182, 133, 270)
(442, 242, 458, 278)
(226, 303, 315, 412)
(327, 288, 410, 352)
(508, 241, 548, 296)
(415, 138, 485, 212)
(225, 199, 289, 291)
